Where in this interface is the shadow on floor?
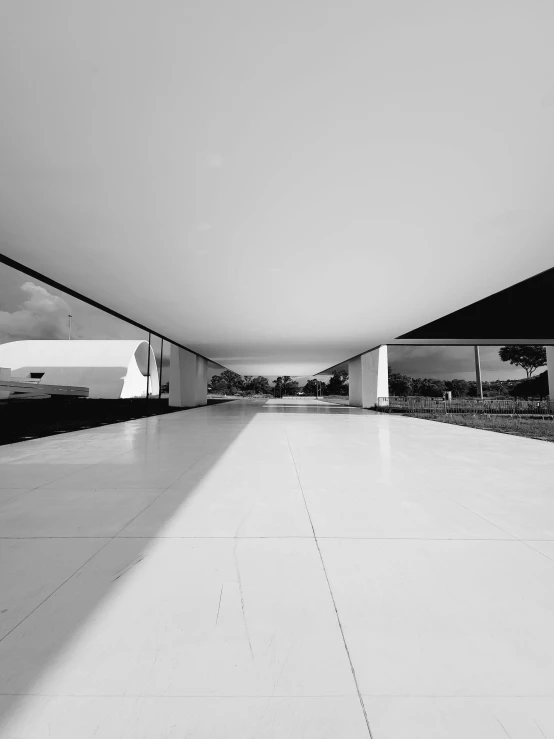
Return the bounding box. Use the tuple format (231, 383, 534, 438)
(0, 399, 368, 730)
(0, 398, 234, 446)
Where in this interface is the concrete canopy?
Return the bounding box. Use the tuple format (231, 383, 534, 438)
(0, 2, 553, 376)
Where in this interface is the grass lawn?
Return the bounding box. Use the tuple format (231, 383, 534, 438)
(407, 413, 554, 443)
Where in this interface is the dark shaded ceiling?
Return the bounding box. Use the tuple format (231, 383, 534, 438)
(398, 267, 554, 340)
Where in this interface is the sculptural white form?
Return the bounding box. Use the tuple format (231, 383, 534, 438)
(0, 340, 159, 399)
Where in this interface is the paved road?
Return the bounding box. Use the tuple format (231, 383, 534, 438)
(1, 398, 553, 737)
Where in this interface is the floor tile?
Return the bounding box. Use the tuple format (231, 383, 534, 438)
(0, 696, 370, 738)
(168, 458, 301, 491)
(120, 479, 312, 537)
(37, 463, 190, 490)
(0, 538, 355, 697)
(0, 538, 108, 640)
(0, 488, 29, 503)
(0, 489, 163, 537)
(303, 486, 509, 539)
(363, 697, 554, 739)
(0, 464, 90, 489)
(524, 540, 554, 560)
(443, 475, 554, 540)
(319, 539, 554, 696)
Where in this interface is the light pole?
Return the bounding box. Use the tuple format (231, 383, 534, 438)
(146, 332, 151, 402)
(474, 346, 483, 399)
(68, 315, 72, 340)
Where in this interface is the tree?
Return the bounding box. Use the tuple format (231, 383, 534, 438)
(276, 376, 298, 396)
(327, 370, 348, 395)
(445, 379, 469, 398)
(286, 379, 299, 395)
(498, 345, 546, 378)
(303, 379, 319, 396)
(389, 371, 412, 396)
(412, 377, 446, 397)
(270, 376, 298, 396)
(209, 370, 244, 395)
(509, 370, 549, 399)
(209, 374, 228, 394)
(246, 376, 271, 394)
(220, 370, 244, 394)
(484, 381, 509, 398)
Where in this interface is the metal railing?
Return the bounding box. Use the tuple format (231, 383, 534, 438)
(377, 396, 554, 416)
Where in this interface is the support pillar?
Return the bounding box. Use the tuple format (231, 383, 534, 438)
(474, 346, 483, 398)
(169, 346, 208, 408)
(195, 356, 208, 407)
(349, 345, 389, 408)
(547, 346, 554, 403)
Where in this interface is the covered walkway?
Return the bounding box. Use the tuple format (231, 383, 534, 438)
(1, 398, 554, 737)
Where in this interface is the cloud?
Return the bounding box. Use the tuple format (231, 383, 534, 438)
(0, 282, 71, 341)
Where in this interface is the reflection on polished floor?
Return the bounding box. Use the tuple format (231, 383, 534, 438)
(1, 397, 554, 738)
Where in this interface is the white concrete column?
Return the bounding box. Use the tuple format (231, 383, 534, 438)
(195, 356, 208, 407)
(348, 356, 363, 408)
(349, 345, 389, 408)
(547, 346, 554, 403)
(169, 346, 208, 408)
(169, 346, 198, 408)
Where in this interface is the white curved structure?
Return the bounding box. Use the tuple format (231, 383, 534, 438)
(0, 340, 159, 400)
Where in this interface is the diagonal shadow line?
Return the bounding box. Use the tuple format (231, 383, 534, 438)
(0, 447, 213, 648)
(0, 401, 262, 727)
(0, 398, 367, 730)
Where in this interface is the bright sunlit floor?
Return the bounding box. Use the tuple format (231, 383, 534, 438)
(1, 397, 554, 738)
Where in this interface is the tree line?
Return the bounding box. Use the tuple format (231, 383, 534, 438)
(390, 345, 549, 399)
(209, 371, 272, 396)
(205, 346, 549, 399)
(388, 369, 549, 399)
(207, 369, 349, 397)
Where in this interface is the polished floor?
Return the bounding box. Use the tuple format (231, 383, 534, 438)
(1, 397, 554, 738)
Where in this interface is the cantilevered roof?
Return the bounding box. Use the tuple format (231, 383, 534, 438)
(0, 2, 553, 375)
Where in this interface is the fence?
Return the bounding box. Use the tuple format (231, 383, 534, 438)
(377, 396, 554, 416)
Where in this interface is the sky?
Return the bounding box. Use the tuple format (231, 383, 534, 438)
(0, 263, 528, 383)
